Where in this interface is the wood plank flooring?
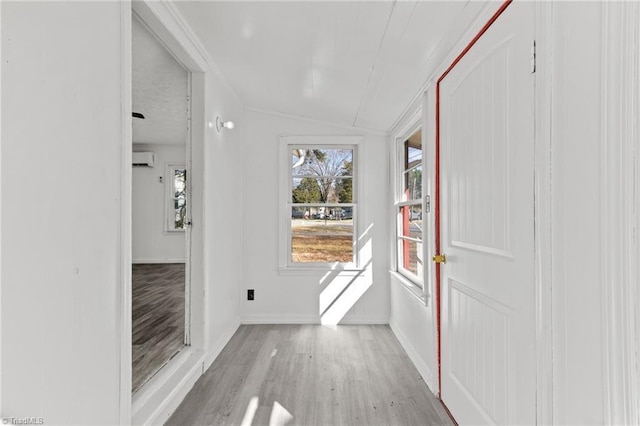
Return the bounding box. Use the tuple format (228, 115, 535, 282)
(167, 325, 453, 426)
(132, 263, 186, 393)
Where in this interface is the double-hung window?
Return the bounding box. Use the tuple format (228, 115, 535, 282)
(396, 129, 423, 285)
(281, 137, 358, 268)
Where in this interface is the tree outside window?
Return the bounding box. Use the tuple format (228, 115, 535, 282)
(167, 164, 187, 232)
(289, 147, 355, 264)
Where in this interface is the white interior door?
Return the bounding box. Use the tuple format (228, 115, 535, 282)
(439, 2, 535, 425)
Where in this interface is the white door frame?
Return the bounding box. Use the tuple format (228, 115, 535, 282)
(533, 2, 554, 425)
(118, 3, 133, 422)
(600, 3, 640, 424)
(119, 1, 209, 422)
(0, 2, 4, 417)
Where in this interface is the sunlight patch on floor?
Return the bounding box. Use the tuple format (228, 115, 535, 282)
(241, 396, 259, 426)
(269, 401, 294, 426)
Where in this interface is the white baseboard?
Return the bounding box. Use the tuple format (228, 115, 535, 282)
(241, 314, 389, 325)
(132, 259, 186, 264)
(203, 320, 241, 372)
(132, 348, 205, 426)
(337, 316, 389, 325)
(241, 314, 319, 324)
(389, 320, 437, 395)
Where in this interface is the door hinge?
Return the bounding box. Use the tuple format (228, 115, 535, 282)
(530, 40, 537, 73)
(425, 195, 431, 213)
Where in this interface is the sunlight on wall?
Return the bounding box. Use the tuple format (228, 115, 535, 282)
(319, 224, 374, 325)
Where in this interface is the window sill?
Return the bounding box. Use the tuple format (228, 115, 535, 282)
(279, 266, 365, 277)
(164, 229, 186, 234)
(389, 270, 428, 306)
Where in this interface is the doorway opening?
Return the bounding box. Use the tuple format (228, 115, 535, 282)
(131, 14, 191, 394)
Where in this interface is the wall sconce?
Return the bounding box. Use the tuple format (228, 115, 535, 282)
(208, 116, 235, 132)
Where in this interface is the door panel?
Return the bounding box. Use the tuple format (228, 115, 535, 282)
(439, 2, 535, 425)
(449, 280, 511, 424)
(448, 38, 513, 259)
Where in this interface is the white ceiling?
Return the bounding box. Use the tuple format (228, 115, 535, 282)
(173, 0, 466, 132)
(132, 17, 188, 145)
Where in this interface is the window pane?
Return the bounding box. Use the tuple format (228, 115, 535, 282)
(406, 146, 422, 168)
(174, 198, 185, 207)
(292, 148, 353, 178)
(402, 129, 422, 202)
(174, 198, 186, 229)
(399, 238, 423, 277)
(397, 129, 423, 282)
(292, 235, 353, 263)
(404, 130, 422, 170)
(403, 165, 422, 200)
(292, 177, 353, 203)
(292, 178, 323, 203)
(291, 206, 353, 263)
(174, 169, 186, 197)
(400, 205, 423, 239)
(335, 177, 352, 203)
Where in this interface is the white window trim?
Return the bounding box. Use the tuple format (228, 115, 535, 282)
(165, 162, 187, 233)
(392, 117, 428, 299)
(278, 136, 363, 274)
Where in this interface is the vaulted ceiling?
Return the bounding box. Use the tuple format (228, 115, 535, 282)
(174, 1, 467, 132)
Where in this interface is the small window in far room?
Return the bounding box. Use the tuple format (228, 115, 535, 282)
(396, 129, 424, 286)
(167, 163, 187, 232)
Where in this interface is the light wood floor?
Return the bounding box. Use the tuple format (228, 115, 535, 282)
(132, 263, 185, 393)
(167, 324, 453, 426)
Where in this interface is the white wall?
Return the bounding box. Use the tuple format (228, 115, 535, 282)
(389, 278, 438, 389)
(1, 2, 124, 423)
(388, 98, 438, 392)
(550, 3, 604, 423)
(201, 72, 243, 350)
(241, 109, 390, 324)
(132, 143, 186, 263)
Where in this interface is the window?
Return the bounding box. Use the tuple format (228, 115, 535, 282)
(281, 137, 359, 269)
(166, 163, 187, 232)
(396, 129, 423, 285)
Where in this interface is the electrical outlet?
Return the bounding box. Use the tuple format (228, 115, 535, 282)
(248, 289, 254, 301)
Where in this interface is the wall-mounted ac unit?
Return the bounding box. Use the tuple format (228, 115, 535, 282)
(132, 152, 155, 167)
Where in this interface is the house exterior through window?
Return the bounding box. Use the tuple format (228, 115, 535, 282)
(396, 129, 424, 286)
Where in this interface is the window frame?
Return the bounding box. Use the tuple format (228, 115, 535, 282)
(165, 162, 187, 233)
(279, 136, 362, 273)
(394, 125, 426, 289)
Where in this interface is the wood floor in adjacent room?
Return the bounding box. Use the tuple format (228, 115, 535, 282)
(132, 263, 185, 393)
(168, 324, 453, 426)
